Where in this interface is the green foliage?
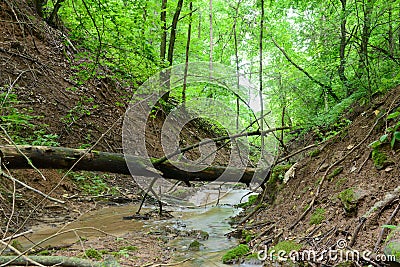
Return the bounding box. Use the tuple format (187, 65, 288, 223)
(0, 92, 59, 146)
(237, 194, 258, 208)
(308, 149, 320, 157)
(371, 149, 388, 170)
(68, 171, 115, 196)
(222, 244, 250, 264)
(188, 240, 203, 251)
(338, 188, 357, 213)
(84, 248, 102, 260)
(270, 240, 302, 254)
(327, 166, 344, 181)
(271, 164, 292, 183)
(309, 207, 326, 225)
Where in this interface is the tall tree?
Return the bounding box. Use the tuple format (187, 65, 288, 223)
(160, 0, 168, 64)
(182, 2, 193, 106)
(259, 0, 265, 157)
(338, 0, 349, 94)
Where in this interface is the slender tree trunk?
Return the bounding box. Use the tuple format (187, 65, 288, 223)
(358, 0, 373, 94)
(339, 0, 349, 95)
(388, 4, 394, 56)
(162, 0, 184, 102)
(160, 0, 167, 63)
(167, 0, 184, 66)
(209, 0, 213, 77)
(182, 2, 193, 106)
(259, 0, 265, 158)
(233, 0, 242, 130)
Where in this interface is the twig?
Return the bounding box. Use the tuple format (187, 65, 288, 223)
(145, 257, 194, 266)
(276, 144, 317, 164)
(349, 217, 366, 248)
(1, 229, 33, 242)
(0, 124, 47, 180)
(153, 127, 291, 166)
(0, 170, 64, 204)
(289, 115, 383, 230)
(374, 201, 400, 252)
(0, 239, 46, 267)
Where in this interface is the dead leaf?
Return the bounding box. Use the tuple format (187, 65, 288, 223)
(347, 144, 355, 150)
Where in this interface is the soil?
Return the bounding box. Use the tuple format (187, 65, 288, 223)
(0, 1, 399, 267)
(236, 87, 400, 265)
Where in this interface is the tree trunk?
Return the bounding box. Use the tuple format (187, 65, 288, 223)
(167, 0, 184, 66)
(0, 146, 262, 184)
(259, 0, 265, 159)
(0, 255, 120, 267)
(182, 2, 193, 105)
(209, 0, 213, 77)
(160, 0, 167, 63)
(339, 0, 349, 94)
(233, 0, 241, 131)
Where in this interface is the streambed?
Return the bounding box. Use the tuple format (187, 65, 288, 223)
(20, 189, 262, 266)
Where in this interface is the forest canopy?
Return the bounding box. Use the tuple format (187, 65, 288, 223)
(39, 0, 400, 130)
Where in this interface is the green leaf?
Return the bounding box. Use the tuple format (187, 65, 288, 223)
(391, 132, 400, 149)
(387, 112, 400, 120)
(379, 134, 388, 143)
(368, 140, 381, 149)
(381, 225, 397, 230)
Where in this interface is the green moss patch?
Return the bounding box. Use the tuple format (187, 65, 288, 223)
(237, 194, 258, 208)
(309, 149, 321, 157)
(222, 244, 250, 264)
(309, 208, 326, 225)
(338, 188, 357, 213)
(372, 148, 390, 170)
(327, 166, 343, 181)
(188, 240, 203, 251)
(270, 240, 302, 255)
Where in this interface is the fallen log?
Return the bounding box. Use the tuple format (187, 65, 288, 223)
(0, 145, 264, 184)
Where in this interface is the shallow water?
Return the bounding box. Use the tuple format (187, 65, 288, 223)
(20, 188, 262, 266)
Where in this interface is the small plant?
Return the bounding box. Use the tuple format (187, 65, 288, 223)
(309, 149, 321, 157)
(69, 171, 115, 195)
(270, 240, 302, 255)
(188, 240, 203, 251)
(237, 194, 258, 208)
(338, 188, 357, 213)
(310, 207, 326, 225)
(371, 148, 389, 170)
(222, 244, 250, 264)
(85, 248, 102, 260)
(327, 166, 343, 181)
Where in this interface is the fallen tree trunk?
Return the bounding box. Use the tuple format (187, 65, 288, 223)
(0, 255, 120, 267)
(0, 145, 262, 184)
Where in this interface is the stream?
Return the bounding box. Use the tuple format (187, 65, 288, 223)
(21, 188, 262, 266)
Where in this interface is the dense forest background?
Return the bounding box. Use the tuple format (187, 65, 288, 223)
(36, 0, 400, 131)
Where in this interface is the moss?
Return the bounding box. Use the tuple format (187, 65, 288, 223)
(327, 166, 343, 181)
(338, 188, 357, 213)
(271, 164, 293, 182)
(188, 240, 203, 251)
(119, 246, 138, 251)
(37, 250, 51, 256)
(270, 240, 302, 254)
(335, 177, 348, 189)
(237, 194, 258, 208)
(222, 244, 250, 264)
(85, 248, 102, 260)
(372, 148, 388, 170)
(309, 208, 326, 225)
(308, 149, 321, 157)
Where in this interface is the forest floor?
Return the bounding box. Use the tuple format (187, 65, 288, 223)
(0, 1, 399, 267)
